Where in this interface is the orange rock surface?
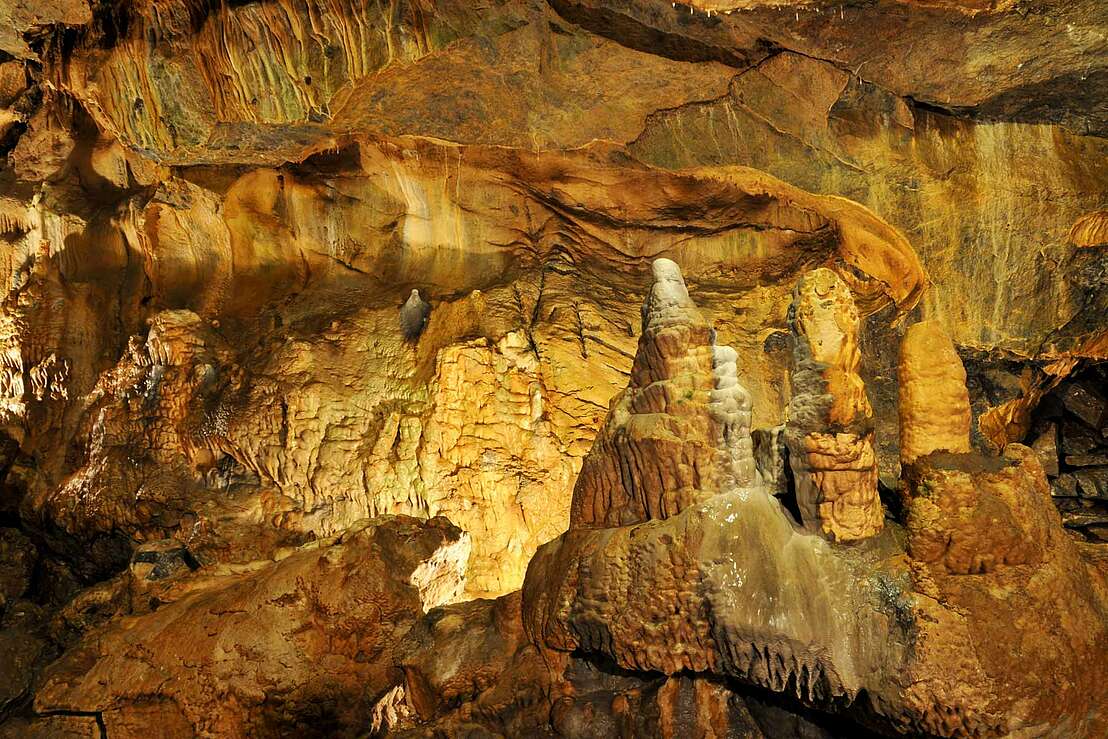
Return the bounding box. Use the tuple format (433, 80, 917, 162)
(0, 0, 1103, 736)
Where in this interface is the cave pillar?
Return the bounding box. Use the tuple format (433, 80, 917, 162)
(784, 268, 883, 541)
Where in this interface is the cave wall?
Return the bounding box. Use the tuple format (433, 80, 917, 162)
(0, 1, 1104, 733)
(0, 0, 1103, 596)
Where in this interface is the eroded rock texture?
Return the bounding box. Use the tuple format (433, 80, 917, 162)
(0, 0, 1103, 736)
(519, 262, 1108, 738)
(34, 515, 468, 737)
(785, 267, 883, 542)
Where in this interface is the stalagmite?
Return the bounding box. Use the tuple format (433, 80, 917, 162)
(897, 321, 1048, 574)
(784, 268, 883, 541)
(571, 258, 758, 526)
(898, 320, 973, 465)
(710, 342, 758, 492)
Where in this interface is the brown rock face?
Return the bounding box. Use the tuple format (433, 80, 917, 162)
(0, 0, 1103, 736)
(34, 515, 467, 737)
(0, 137, 929, 598)
(0, 528, 34, 607)
(785, 268, 883, 542)
(903, 448, 1048, 573)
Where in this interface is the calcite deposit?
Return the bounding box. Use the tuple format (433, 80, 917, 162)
(542, 264, 1108, 735)
(570, 257, 758, 527)
(784, 267, 883, 541)
(0, 0, 1104, 736)
(898, 321, 973, 465)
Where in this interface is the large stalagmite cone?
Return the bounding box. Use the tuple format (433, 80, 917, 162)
(898, 320, 972, 465)
(570, 257, 758, 527)
(784, 268, 883, 542)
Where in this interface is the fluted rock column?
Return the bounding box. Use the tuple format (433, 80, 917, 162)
(898, 320, 972, 465)
(784, 268, 883, 541)
(570, 258, 757, 527)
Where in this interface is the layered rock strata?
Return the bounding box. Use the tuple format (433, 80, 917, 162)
(0, 0, 1103, 736)
(0, 135, 931, 597)
(518, 263, 1108, 737)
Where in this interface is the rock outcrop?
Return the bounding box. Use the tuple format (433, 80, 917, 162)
(34, 515, 467, 737)
(0, 0, 1103, 736)
(517, 262, 1108, 737)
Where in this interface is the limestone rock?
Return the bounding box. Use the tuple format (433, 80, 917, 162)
(35, 516, 466, 737)
(1062, 382, 1108, 429)
(898, 324, 1061, 575)
(1063, 418, 1102, 455)
(1074, 468, 1108, 499)
(518, 267, 1108, 737)
(0, 1, 91, 59)
(1031, 423, 1061, 477)
(390, 589, 768, 739)
(898, 321, 973, 465)
(0, 0, 1102, 736)
(0, 528, 35, 607)
(393, 592, 537, 728)
(4, 138, 928, 597)
(1071, 210, 1108, 248)
(571, 258, 756, 528)
(752, 424, 788, 496)
(0, 715, 100, 739)
(903, 448, 1050, 574)
(9, 105, 76, 183)
(784, 268, 883, 541)
(548, 670, 766, 739)
(524, 459, 1108, 736)
(0, 600, 48, 719)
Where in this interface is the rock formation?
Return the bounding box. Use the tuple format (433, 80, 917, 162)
(897, 325, 1053, 573)
(0, 0, 1103, 736)
(519, 266, 1108, 738)
(571, 258, 757, 527)
(898, 321, 974, 465)
(33, 515, 468, 737)
(785, 268, 883, 541)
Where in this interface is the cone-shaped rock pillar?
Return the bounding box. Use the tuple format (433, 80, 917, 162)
(571, 258, 756, 528)
(898, 320, 972, 465)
